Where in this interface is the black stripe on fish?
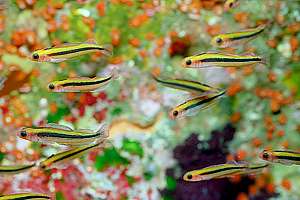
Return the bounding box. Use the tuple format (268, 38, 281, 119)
(248, 164, 268, 170)
(48, 47, 110, 56)
(37, 132, 100, 139)
(184, 90, 225, 111)
(230, 28, 265, 41)
(0, 164, 35, 173)
(201, 57, 261, 63)
(61, 76, 112, 87)
(201, 166, 246, 175)
(276, 155, 300, 161)
(4, 196, 50, 200)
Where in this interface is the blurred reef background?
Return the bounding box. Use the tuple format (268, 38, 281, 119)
(1, 0, 300, 199)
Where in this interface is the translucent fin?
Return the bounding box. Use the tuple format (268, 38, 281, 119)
(96, 123, 109, 138)
(45, 123, 73, 131)
(77, 129, 94, 134)
(0, 77, 5, 90)
(101, 44, 113, 56)
(85, 39, 97, 44)
(49, 58, 67, 63)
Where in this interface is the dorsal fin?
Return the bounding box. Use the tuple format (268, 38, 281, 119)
(45, 123, 73, 131)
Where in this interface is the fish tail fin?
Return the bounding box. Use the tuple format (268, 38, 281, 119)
(96, 123, 109, 139)
(101, 44, 113, 56)
(110, 66, 120, 80)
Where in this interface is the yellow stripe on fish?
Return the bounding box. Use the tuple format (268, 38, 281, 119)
(48, 73, 117, 93)
(260, 149, 300, 165)
(153, 75, 220, 94)
(183, 163, 247, 182)
(17, 123, 108, 147)
(0, 193, 50, 200)
(182, 52, 265, 68)
(211, 25, 266, 48)
(31, 40, 112, 63)
(39, 142, 104, 169)
(0, 163, 35, 174)
(169, 90, 226, 119)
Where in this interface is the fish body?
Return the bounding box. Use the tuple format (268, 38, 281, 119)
(153, 75, 220, 94)
(169, 90, 225, 119)
(39, 142, 103, 169)
(17, 123, 108, 147)
(260, 150, 300, 165)
(48, 74, 116, 93)
(238, 163, 269, 175)
(0, 163, 35, 174)
(183, 163, 247, 182)
(0, 193, 50, 200)
(211, 25, 265, 48)
(31, 41, 112, 63)
(182, 52, 264, 68)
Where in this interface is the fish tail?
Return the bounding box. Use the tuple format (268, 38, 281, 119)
(101, 44, 113, 56)
(96, 123, 109, 139)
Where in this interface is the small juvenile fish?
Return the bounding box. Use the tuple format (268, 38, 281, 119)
(260, 149, 300, 165)
(183, 163, 247, 182)
(224, 0, 239, 11)
(30, 40, 112, 63)
(39, 142, 104, 169)
(17, 123, 108, 147)
(0, 163, 35, 174)
(211, 25, 265, 48)
(153, 75, 220, 94)
(182, 52, 265, 68)
(169, 90, 225, 119)
(48, 73, 117, 93)
(0, 193, 50, 200)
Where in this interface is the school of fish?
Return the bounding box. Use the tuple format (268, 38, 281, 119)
(1, 1, 299, 199)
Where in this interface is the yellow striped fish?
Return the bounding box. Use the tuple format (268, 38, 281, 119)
(48, 73, 117, 93)
(0, 193, 50, 200)
(39, 142, 104, 169)
(183, 163, 247, 182)
(17, 123, 108, 147)
(153, 75, 220, 94)
(260, 149, 300, 165)
(182, 52, 265, 68)
(31, 40, 112, 63)
(238, 163, 269, 175)
(0, 163, 35, 174)
(211, 25, 265, 48)
(169, 90, 225, 119)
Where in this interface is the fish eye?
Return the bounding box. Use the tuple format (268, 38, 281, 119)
(173, 110, 179, 117)
(187, 174, 193, 180)
(216, 37, 223, 44)
(186, 60, 192, 66)
(263, 152, 269, 159)
(32, 53, 39, 60)
(40, 164, 46, 169)
(229, 2, 234, 8)
(48, 84, 55, 90)
(20, 130, 27, 137)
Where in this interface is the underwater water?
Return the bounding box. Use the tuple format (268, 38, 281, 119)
(1, 0, 300, 199)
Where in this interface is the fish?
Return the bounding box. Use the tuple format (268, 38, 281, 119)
(39, 142, 104, 169)
(182, 52, 265, 68)
(169, 90, 226, 119)
(183, 162, 248, 182)
(224, 0, 239, 11)
(211, 25, 266, 48)
(0, 163, 36, 174)
(153, 75, 220, 94)
(30, 40, 113, 63)
(48, 72, 117, 93)
(0, 193, 50, 200)
(17, 123, 108, 147)
(259, 149, 300, 165)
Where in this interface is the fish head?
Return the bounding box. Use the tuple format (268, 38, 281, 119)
(183, 171, 205, 182)
(224, 0, 238, 11)
(17, 127, 38, 141)
(259, 150, 275, 162)
(211, 36, 229, 48)
(30, 50, 52, 62)
(169, 108, 183, 120)
(182, 56, 204, 68)
(47, 82, 64, 92)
